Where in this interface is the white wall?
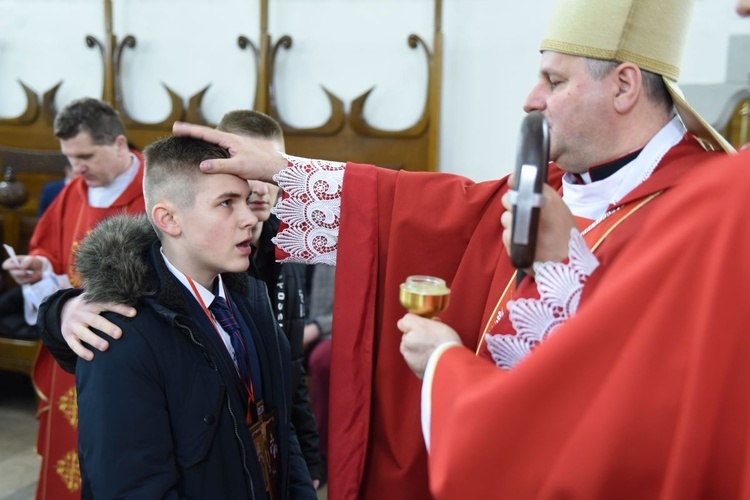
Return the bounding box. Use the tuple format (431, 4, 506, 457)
(0, 0, 748, 181)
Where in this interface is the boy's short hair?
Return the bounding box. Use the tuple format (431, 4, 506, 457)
(217, 110, 284, 142)
(143, 136, 231, 235)
(53, 97, 127, 145)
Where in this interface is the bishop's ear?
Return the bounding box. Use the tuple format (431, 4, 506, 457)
(613, 63, 641, 114)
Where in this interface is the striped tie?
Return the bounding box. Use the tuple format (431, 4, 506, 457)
(209, 296, 250, 385)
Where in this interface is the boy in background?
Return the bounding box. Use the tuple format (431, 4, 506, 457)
(218, 110, 325, 486)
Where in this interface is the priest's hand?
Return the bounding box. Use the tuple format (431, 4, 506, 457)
(2, 255, 43, 285)
(398, 313, 462, 379)
(62, 294, 136, 361)
(172, 122, 288, 183)
(501, 176, 576, 273)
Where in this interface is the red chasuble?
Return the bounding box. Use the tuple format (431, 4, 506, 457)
(427, 148, 750, 499)
(31, 151, 145, 500)
(325, 163, 563, 499)
(477, 136, 720, 362)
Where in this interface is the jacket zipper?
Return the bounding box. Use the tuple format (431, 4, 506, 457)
(177, 321, 256, 500)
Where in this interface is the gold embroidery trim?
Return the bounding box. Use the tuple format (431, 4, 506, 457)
(55, 450, 82, 493)
(57, 385, 78, 428)
(476, 191, 663, 355)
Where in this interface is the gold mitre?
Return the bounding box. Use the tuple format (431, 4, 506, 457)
(540, 0, 735, 153)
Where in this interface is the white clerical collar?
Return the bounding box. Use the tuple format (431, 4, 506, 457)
(562, 116, 685, 220)
(87, 153, 140, 208)
(160, 247, 226, 305)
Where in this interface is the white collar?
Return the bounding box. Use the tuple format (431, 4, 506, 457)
(160, 247, 225, 306)
(87, 153, 140, 208)
(561, 116, 685, 220)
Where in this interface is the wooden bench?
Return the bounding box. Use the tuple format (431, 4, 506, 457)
(0, 146, 68, 377)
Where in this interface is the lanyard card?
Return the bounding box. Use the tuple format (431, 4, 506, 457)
(249, 399, 280, 500)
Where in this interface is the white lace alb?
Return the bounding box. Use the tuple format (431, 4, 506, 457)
(485, 229, 599, 370)
(271, 154, 346, 265)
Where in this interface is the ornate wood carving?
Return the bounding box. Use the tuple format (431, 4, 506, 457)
(261, 0, 443, 170)
(0, 82, 61, 150)
(0, 0, 444, 166)
(267, 35, 346, 137)
(85, 0, 185, 147)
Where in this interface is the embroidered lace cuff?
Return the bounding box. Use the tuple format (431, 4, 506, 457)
(485, 228, 599, 370)
(271, 154, 345, 265)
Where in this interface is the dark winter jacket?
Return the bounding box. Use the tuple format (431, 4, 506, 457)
(70, 214, 316, 500)
(38, 215, 325, 483)
(251, 215, 325, 483)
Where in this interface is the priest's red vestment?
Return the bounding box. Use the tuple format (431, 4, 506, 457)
(31, 152, 145, 500)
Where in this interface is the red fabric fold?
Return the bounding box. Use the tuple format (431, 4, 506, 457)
(428, 149, 750, 499)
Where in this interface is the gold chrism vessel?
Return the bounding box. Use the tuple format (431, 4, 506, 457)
(399, 275, 450, 318)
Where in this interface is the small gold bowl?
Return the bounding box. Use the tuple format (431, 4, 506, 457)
(399, 275, 450, 318)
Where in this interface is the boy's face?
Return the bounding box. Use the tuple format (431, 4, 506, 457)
(247, 180, 279, 222)
(174, 172, 258, 286)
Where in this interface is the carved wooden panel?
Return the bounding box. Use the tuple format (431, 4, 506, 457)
(0, 0, 443, 173)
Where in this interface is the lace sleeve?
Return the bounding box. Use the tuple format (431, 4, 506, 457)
(271, 154, 346, 265)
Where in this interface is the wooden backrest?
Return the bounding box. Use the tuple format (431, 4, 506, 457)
(0, 146, 68, 279)
(0, 147, 66, 371)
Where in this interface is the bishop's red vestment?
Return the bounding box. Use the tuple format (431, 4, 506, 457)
(273, 127, 719, 499)
(275, 159, 564, 499)
(426, 148, 750, 499)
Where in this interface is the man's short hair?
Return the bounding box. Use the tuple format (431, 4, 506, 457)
(143, 136, 231, 235)
(217, 110, 284, 141)
(585, 58, 674, 114)
(53, 97, 127, 145)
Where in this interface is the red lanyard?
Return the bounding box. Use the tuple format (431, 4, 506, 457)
(187, 276, 256, 421)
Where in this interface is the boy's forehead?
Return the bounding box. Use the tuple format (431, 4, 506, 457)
(198, 172, 250, 194)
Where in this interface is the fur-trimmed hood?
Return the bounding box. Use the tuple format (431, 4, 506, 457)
(74, 214, 157, 307)
(74, 214, 250, 309)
